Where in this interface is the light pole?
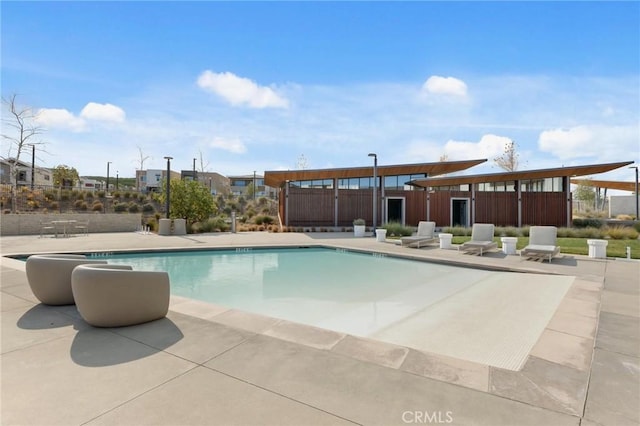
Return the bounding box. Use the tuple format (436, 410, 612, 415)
(116, 171, 119, 191)
(368, 153, 377, 236)
(631, 166, 639, 221)
(24, 144, 35, 190)
(106, 162, 112, 193)
(193, 158, 196, 181)
(164, 156, 173, 218)
(253, 170, 256, 201)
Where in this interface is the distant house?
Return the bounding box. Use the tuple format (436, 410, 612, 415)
(0, 158, 53, 187)
(265, 160, 633, 228)
(135, 169, 181, 193)
(228, 174, 275, 198)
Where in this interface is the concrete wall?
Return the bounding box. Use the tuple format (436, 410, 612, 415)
(610, 195, 638, 218)
(0, 213, 142, 236)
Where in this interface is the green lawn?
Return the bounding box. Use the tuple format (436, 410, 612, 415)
(451, 236, 640, 259)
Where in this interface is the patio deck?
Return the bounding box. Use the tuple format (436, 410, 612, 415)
(1, 231, 638, 425)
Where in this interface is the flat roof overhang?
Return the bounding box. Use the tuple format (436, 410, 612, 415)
(408, 161, 635, 188)
(570, 179, 639, 192)
(264, 159, 487, 188)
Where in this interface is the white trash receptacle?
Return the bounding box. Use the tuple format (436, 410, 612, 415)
(587, 239, 608, 259)
(500, 237, 518, 255)
(439, 233, 453, 249)
(375, 229, 387, 242)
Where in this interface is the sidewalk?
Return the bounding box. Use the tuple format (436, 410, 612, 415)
(1, 232, 638, 425)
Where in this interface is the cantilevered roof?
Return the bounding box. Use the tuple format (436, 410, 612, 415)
(409, 161, 635, 188)
(264, 159, 487, 188)
(571, 179, 639, 192)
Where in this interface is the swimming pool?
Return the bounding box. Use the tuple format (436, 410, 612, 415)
(100, 246, 574, 371)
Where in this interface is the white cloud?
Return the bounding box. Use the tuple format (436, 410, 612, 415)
(36, 108, 85, 132)
(80, 102, 126, 122)
(537, 125, 638, 161)
(422, 75, 468, 98)
(442, 134, 512, 161)
(208, 136, 247, 154)
(197, 70, 289, 109)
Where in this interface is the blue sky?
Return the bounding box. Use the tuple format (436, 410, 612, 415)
(2, 1, 639, 183)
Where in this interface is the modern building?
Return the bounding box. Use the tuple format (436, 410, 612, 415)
(265, 160, 634, 228)
(264, 159, 486, 228)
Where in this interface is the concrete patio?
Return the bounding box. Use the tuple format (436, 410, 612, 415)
(1, 231, 638, 425)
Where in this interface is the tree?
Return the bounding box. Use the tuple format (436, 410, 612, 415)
(52, 165, 80, 188)
(159, 178, 216, 226)
(493, 140, 520, 172)
(2, 94, 46, 211)
(574, 180, 596, 210)
(135, 146, 151, 170)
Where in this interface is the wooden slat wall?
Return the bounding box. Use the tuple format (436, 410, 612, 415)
(384, 190, 427, 226)
(287, 188, 335, 226)
(338, 190, 373, 226)
(521, 192, 568, 227)
(428, 191, 453, 226)
(475, 192, 519, 226)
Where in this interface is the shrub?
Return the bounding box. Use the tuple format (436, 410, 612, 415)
(443, 226, 472, 236)
(113, 203, 127, 212)
(142, 203, 155, 213)
(557, 227, 578, 238)
(74, 200, 84, 209)
(92, 202, 103, 212)
(50, 201, 59, 210)
(606, 226, 639, 240)
(573, 218, 604, 228)
(634, 222, 640, 233)
(84, 191, 94, 200)
(496, 226, 519, 237)
(353, 218, 366, 226)
(96, 190, 106, 198)
(123, 192, 131, 199)
(60, 190, 70, 201)
(76, 192, 85, 201)
(112, 191, 121, 199)
(616, 214, 634, 220)
(575, 227, 605, 239)
(254, 215, 274, 225)
(128, 203, 140, 213)
(382, 222, 413, 237)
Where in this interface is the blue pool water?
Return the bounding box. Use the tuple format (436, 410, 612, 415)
(99, 246, 574, 370)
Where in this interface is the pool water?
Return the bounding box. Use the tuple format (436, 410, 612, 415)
(103, 247, 573, 370)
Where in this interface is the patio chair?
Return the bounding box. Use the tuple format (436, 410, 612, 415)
(74, 220, 89, 236)
(71, 264, 170, 327)
(401, 221, 437, 248)
(40, 221, 57, 238)
(459, 223, 498, 256)
(521, 226, 560, 262)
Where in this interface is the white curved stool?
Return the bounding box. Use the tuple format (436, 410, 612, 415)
(25, 254, 108, 305)
(71, 264, 170, 327)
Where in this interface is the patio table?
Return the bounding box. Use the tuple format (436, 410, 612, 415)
(51, 220, 77, 238)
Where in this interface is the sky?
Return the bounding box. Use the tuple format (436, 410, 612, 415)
(1, 1, 639, 185)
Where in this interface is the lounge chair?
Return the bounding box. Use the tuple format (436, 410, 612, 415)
(521, 226, 560, 262)
(401, 221, 437, 248)
(459, 223, 498, 256)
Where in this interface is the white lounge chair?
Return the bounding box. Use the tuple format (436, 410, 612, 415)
(459, 223, 498, 256)
(521, 226, 560, 262)
(401, 221, 437, 248)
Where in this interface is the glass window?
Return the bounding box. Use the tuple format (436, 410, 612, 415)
(384, 176, 397, 189)
(359, 177, 371, 189)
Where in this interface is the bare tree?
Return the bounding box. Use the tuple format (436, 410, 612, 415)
(296, 154, 308, 170)
(439, 153, 449, 162)
(1, 94, 46, 211)
(196, 149, 210, 172)
(493, 140, 520, 172)
(135, 146, 151, 170)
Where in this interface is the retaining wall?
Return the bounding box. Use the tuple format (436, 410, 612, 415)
(0, 213, 142, 236)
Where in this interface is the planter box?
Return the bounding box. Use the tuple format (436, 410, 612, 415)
(354, 225, 366, 237)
